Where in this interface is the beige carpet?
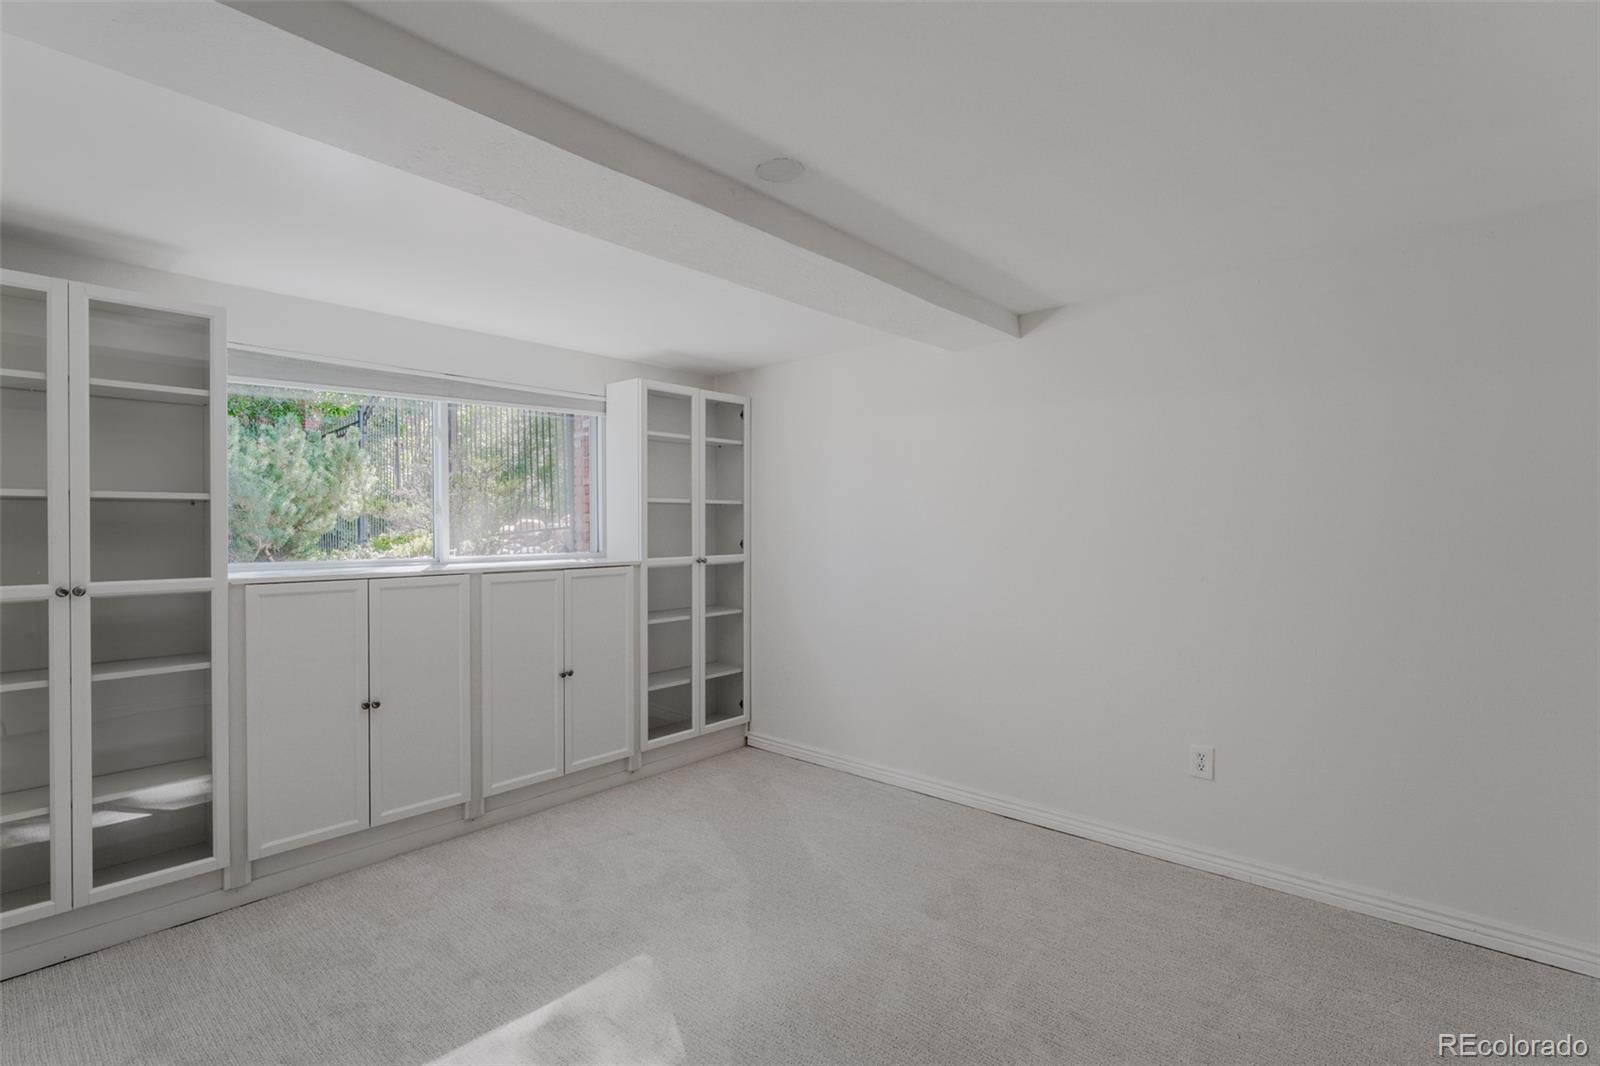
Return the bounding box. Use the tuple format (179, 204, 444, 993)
(1, 748, 1594, 1065)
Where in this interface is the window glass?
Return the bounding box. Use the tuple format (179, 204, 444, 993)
(446, 403, 597, 557)
(227, 385, 433, 563)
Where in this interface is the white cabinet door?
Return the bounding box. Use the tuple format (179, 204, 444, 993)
(565, 567, 634, 773)
(481, 571, 564, 796)
(245, 581, 369, 860)
(368, 576, 469, 825)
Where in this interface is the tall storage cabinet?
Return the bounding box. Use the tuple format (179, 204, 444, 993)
(244, 575, 470, 859)
(605, 380, 749, 750)
(1, 270, 229, 926)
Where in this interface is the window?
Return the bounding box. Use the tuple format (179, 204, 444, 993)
(227, 378, 601, 567)
(446, 403, 596, 557)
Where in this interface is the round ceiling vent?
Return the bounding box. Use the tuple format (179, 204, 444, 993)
(755, 157, 805, 183)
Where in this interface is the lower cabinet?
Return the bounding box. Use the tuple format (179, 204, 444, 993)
(245, 575, 470, 860)
(246, 566, 634, 862)
(481, 566, 633, 796)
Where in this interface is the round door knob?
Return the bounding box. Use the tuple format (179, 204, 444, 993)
(71, 586, 86, 597)
(361, 701, 372, 710)
(54, 587, 69, 597)
(370, 700, 382, 709)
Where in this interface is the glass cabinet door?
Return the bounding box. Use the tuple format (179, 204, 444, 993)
(1, 274, 71, 926)
(73, 290, 224, 904)
(699, 392, 748, 732)
(644, 563, 696, 746)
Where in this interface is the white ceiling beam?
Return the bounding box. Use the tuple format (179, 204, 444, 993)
(3, 0, 1019, 349)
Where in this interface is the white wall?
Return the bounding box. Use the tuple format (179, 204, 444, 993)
(1, 236, 711, 394)
(723, 198, 1599, 967)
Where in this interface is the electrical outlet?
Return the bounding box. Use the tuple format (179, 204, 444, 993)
(1190, 745, 1214, 780)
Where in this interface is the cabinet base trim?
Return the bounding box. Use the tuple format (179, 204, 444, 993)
(1, 729, 744, 980)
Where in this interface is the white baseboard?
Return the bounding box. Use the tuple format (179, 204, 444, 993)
(746, 732, 1599, 978)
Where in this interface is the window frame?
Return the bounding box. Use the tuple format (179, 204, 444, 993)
(226, 378, 605, 575)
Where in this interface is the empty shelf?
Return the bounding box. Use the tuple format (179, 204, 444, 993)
(647, 608, 692, 625)
(647, 431, 690, 443)
(0, 786, 50, 826)
(647, 666, 692, 691)
(92, 844, 213, 889)
(90, 490, 210, 501)
(706, 499, 743, 506)
(647, 497, 690, 505)
(0, 487, 46, 498)
(0, 368, 46, 391)
(705, 436, 743, 447)
(89, 577, 214, 597)
(91, 654, 210, 683)
(705, 605, 743, 619)
(2, 757, 212, 827)
(93, 758, 211, 810)
(0, 668, 49, 694)
(89, 379, 209, 405)
(705, 662, 743, 682)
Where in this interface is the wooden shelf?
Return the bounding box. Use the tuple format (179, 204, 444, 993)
(0, 757, 211, 828)
(647, 662, 741, 691)
(647, 665, 692, 691)
(646, 557, 695, 568)
(646, 430, 690, 443)
(88, 378, 208, 406)
(92, 758, 211, 810)
(91, 654, 210, 683)
(0, 668, 49, 694)
(88, 577, 214, 597)
(646, 605, 741, 625)
(705, 662, 743, 682)
(0, 368, 46, 389)
(90, 490, 210, 502)
(0, 785, 49, 827)
(647, 608, 692, 625)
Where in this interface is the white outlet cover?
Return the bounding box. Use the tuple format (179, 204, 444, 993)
(1190, 745, 1215, 780)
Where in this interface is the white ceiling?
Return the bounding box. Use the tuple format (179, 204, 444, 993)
(0, 34, 886, 374)
(364, 1, 1599, 312)
(5, 3, 1596, 373)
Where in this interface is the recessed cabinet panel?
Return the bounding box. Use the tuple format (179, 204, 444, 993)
(564, 568, 633, 772)
(482, 572, 564, 795)
(245, 581, 370, 860)
(368, 576, 470, 825)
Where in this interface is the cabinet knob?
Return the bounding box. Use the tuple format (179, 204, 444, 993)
(361, 701, 371, 710)
(71, 586, 86, 597)
(54, 586, 69, 598)
(370, 700, 382, 709)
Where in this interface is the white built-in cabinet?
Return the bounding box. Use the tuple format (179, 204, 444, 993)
(481, 566, 633, 795)
(605, 380, 750, 749)
(1, 270, 228, 927)
(244, 575, 470, 859)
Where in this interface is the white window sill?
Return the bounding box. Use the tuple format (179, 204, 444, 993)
(228, 556, 636, 585)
